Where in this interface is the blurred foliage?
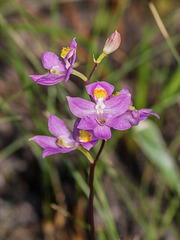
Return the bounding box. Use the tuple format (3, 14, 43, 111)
(0, 0, 180, 240)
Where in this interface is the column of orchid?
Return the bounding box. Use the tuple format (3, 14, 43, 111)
(29, 31, 159, 240)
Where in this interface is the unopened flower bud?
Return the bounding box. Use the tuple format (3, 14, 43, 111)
(103, 31, 121, 54)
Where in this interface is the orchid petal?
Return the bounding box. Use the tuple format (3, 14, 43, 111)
(68, 38, 77, 65)
(73, 118, 81, 140)
(43, 146, 76, 158)
(150, 112, 160, 119)
(29, 136, 57, 149)
(48, 114, 73, 138)
(68, 48, 76, 66)
(42, 52, 64, 70)
(64, 67, 73, 83)
(52, 64, 66, 74)
(67, 97, 96, 118)
(104, 94, 131, 117)
(107, 116, 132, 130)
(138, 109, 160, 121)
(64, 38, 77, 66)
(122, 110, 140, 126)
(30, 75, 46, 82)
(77, 116, 97, 130)
(81, 140, 99, 151)
(119, 88, 130, 95)
(34, 74, 65, 85)
(94, 125, 111, 140)
(69, 38, 77, 49)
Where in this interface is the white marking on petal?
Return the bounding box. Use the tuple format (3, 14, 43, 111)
(95, 98, 105, 114)
(95, 98, 106, 121)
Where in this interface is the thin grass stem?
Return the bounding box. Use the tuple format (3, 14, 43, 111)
(148, 0, 180, 66)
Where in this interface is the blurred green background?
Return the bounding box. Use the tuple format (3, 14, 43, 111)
(0, 0, 180, 239)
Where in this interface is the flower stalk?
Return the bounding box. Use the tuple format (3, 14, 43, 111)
(77, 145, 94, 163)
(88, 140, 105, 240)
(72, 69, 87, 82)
(86, 63, 98, 85)
(95, 52, 107, 64)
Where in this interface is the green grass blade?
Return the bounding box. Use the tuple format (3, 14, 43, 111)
(133, 120, 180, 196)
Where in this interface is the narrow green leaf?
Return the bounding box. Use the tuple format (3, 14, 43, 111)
(133, 120, 180, 196)
(161, 67, 180, 99)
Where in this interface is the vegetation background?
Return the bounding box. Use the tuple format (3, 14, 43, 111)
(0, 0, 180, 239)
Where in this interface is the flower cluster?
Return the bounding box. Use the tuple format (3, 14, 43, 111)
(67, 81, 159, 140)
(29, 32, 159, 158)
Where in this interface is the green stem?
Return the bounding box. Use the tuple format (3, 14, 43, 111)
(86, 63, 98, 85)
(72, 69, 87, 82)
(86, 52, 107, 85)
(77, 145, 94, 164)
(96, 52, 107, 64)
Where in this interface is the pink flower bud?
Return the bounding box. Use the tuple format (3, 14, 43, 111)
(103, 31, 121, 54)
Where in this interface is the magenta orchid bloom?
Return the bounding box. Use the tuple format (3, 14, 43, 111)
(67, 82, 159, 140)
(111, 107, 160, 130)
(67, 82, 132, 140)
(29, 114, 98, 158)
(110, 90, 160, 128)
(30, 38, 77, 85)
(138, 108, 160, 121)
(29, 114, 78, 158)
